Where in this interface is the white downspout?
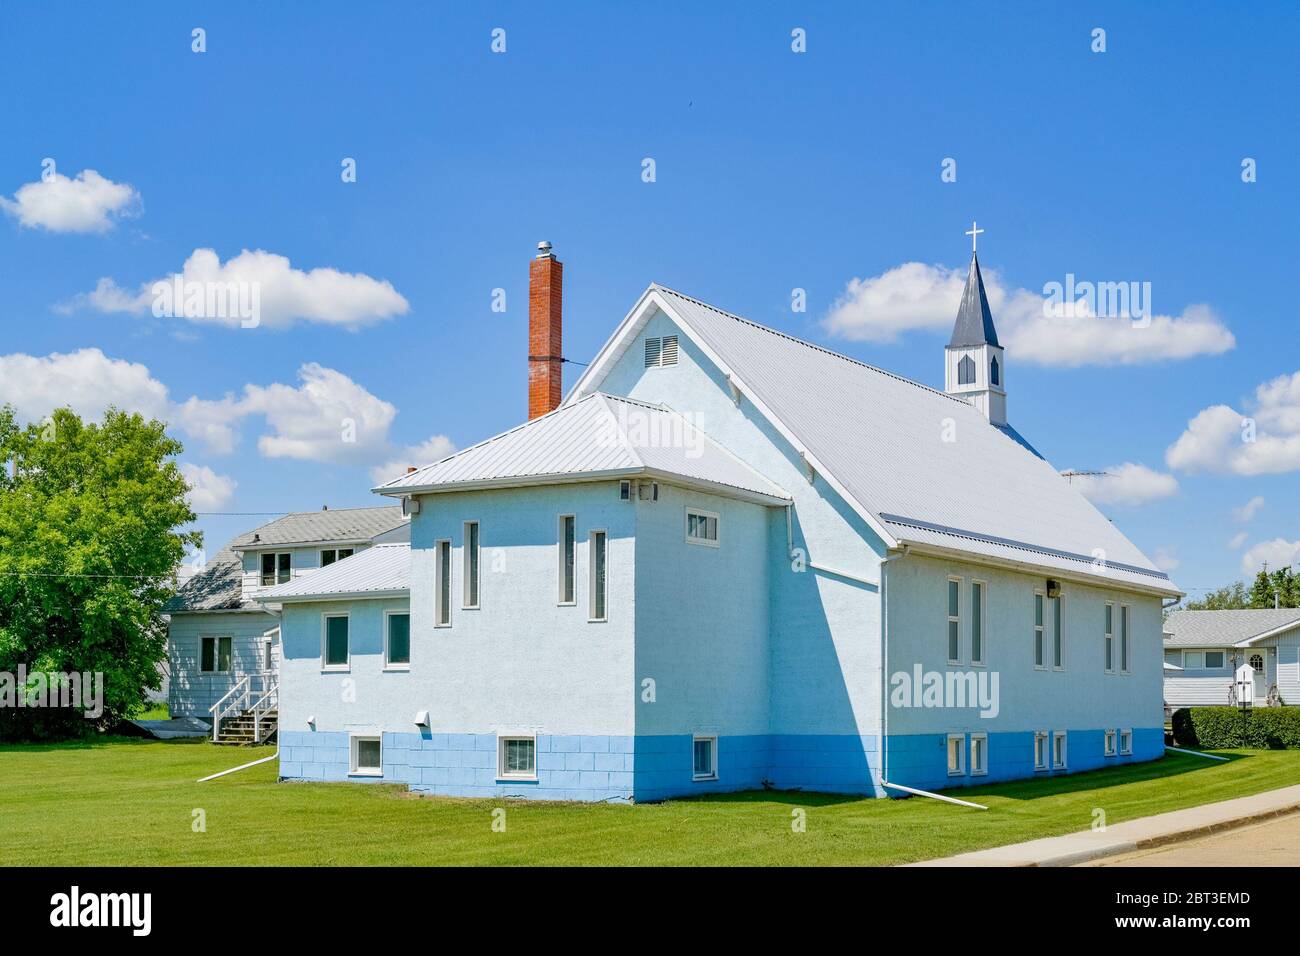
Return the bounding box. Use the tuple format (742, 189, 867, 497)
(197, 743, 279, 783)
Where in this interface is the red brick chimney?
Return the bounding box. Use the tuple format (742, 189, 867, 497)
(528, 240, 563, 420)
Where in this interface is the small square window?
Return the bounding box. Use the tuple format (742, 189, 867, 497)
(498, 736, 537, 780)
(200, 636, 232, 674)
(1119, 730, 1133, 756)
(350, 736, 382, 776)
(1205, 651, 1224, 669)
(692, 735, 717, 780)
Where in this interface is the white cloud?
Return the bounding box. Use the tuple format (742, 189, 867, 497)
(67, 247, 409, 330)
(0, 168, 141, 233)
(1241, 538, 1300, 575)
(823, 261, 1234, 365)
(1233, 495, 1266, 523)
(1066, 462, 1178, 507)
(1153, 548, 1180, 572)
(180, 463, 237, 512)
(1166, 371, 1300, 475)
(369, 435, 456, 486)
(0, 348, 407, 466)
(1228, 531, 1249, 550)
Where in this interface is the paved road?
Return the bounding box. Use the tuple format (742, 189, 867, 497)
(1082, 811, 1300, 866)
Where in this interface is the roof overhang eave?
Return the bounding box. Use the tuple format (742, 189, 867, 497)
(254, 588, 410, 605)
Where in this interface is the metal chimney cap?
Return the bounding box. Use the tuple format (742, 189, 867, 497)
(536, 240, 554, 258)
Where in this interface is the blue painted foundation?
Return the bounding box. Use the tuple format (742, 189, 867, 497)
(279, 727, 1164, 802)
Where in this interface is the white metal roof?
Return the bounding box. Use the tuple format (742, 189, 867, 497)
(254, 543, 411, 603)
(570, 284, 1178, 597)
(373, 392, 791, 505)
(1163, 608, 1300, 647)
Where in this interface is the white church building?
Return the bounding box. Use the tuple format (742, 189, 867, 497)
(259, 236, 1180, 802)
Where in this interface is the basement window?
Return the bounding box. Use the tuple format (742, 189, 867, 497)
(349, 735, 382, 777)
(1033, 731, 1048, 771)
(498, 736, 537, 780)
(1119, 730, 1133, 756)
(1104, 730, 1117, 757)
(946, 733, 965, 776)
(969, 733, 987, 776)
(1052, 731, 1068, 770)
(692, 735, 717, 781)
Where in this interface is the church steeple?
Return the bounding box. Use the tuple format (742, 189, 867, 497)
(944, 222, 1007, 424)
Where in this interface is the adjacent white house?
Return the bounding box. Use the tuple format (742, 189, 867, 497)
(1163, 608, 1300, 709)
(256, 240, 1180, 802)
(164, 506, 408, 739)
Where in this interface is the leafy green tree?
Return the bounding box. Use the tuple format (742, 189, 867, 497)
(0, 406, 199, 740)
(1185, 581, 1250, 610)
(1249, 566, 1275, 608)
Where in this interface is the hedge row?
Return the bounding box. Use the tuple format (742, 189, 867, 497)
(1172, 706, 1300, 750)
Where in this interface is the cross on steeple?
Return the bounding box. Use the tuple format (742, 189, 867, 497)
(965, 220, 984, 253)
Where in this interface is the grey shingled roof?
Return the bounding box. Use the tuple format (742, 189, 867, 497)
(1163, 608, 1300, 647)
(165, 547, 247, 612)
(948, 253, 1000, 348)
(230, 506, 405, 550)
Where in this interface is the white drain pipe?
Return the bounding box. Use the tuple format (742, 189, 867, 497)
(882, 780, 988, 809)
(1165, 746, 1230, 762)
(197, 744, 279, 783)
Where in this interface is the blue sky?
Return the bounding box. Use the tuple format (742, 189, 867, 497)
(1, 1, 1297, 597)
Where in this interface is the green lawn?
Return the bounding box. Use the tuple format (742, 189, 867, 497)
(2, 739, 1296, 865)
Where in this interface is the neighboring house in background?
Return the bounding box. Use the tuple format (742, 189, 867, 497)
(1163, 608, 1300, 709)
(258, 241, 1180, 802)
(165, 506, 408, 737)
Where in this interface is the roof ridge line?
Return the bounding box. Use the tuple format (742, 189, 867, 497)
(652, 284, 972, 407)
(594, 393, 645, 469)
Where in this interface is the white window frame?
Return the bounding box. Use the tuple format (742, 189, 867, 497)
(1033, 589, 1046, 670)
(1184, 650, 1205, 670)
(1051, 592, 1066, 671)
(947, 575, 963, 666)
(1033, 731, 1049, 771)
(1104, 601, 1116, 674)
(434, 539, 452, 627)
(1052, 731, 1068, 770)
(970, 579, 986, 666)
(588, 529, 608, 623)
(692, 734, 718, 781)
(1104, 729, 1117, 757)
(1204, 650, 1225, 670)
(946, 733, 966, 776)
(260, 551, 292, 586)
(1119, 729, 1133, 756)
(200, 635, 233, 674)
(319, 547, 354, 567)
(263, 635, 274, 671)
(462, 520, 480, 610)
(349, 734, 382, 777)
(321, 612, 350, 672)
(383, 609, 411, 671)
(1119, 603, 1131, 674)
(684, 508, 720, 548)
(557, 515, 576, 606)
(969, 732, 988, 776)
(497, 734, 538, 781)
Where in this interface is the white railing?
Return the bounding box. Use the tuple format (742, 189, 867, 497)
(209, 675, 251, 743)
(250, 682, 279, 744)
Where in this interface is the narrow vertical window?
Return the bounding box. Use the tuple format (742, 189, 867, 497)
(947, 577, 961, 664)
(1052, 731, 1067, 769)
(462, 521, 480, 609)
(692, 736, 717, 780)
(323, 614, 349, 669)
(385, 612, 410, 668)
(1104, 602, 1115, 673)
(277, 552, 291, 584)
(260, 553, 276, 586)
(970, 733, 987, 775)
(1052, 594, 1064, 670)
(1119, 729, 1133, 755)
(558, 515, 575, 604)
(1104, 730, 1117, 756)
(946, 733, 965, 775)
(263, 637, 274, 671)
(1033, 731, 1048, 771)
(217, 636, 232, 673)
(435, 540, 451, 627)
(201, 637, 216, 673)
(970, 581, 984, 665)
(1120, 604, 1130, 673)
(589, 530, 607, 622)
(1034, 591, 1045, 668)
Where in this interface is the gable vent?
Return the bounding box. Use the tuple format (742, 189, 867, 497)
(660, 335, 678, 365)
(645, 335, 679, 368)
